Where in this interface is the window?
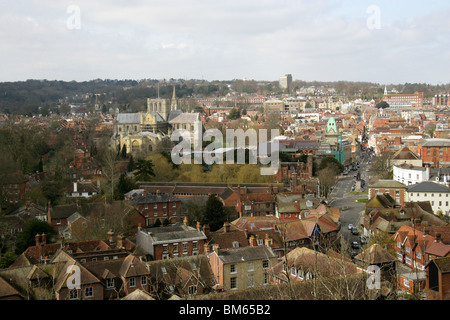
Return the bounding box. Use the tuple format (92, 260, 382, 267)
(173, 243, 178, 252)
(230, 264, 236, 274)
(163, 244, 168, 253)
(69, 289, 78, 300)
(85, 287, 93, 298)
(262, 260, 269, 269)
(416, 251, 422, 260)
(106, 279, 115, 289)
(182, 242, 188, 253)
(405, 246, 411, 253)
(188, 285, 197, 295)
(248, 262, 254, 272)
(193, 241, 198, 250)
(403, 278, 410, 288)
(141, 276, 147, 286)
(232, 241, 239, 248)
(230, 277, 237, 290)
(129, 277, 135, 287)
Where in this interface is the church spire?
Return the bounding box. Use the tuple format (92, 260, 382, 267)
(384, 85, 387, 95)
(171, 85, 178, 110)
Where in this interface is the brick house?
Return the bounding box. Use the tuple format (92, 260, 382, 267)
(136, 219, 207, 260)
(52, 250, 104, 300)
(425, 257, 450, 300)
(392, 224, 449, 271)
(208, 244, 277, 291)
(3, 173, 30, 205)
(145, 255, 216, 299)
(417, 138, 450, 168)
(130, 191, 181, 226)
(368, 179, 407, 206)
(397, 272, 426, 296)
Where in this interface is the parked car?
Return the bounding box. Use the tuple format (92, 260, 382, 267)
(351, 184, 356, 191)
(351, 227, 359, 235)
(348, 224, 354, 230)
(360, 236, 367, 244)
(352, 241, 360, 249)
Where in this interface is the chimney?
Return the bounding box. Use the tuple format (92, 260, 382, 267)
(264, 234, 270, 247)
(35, 233, 41, 246)
(223, 222, 230, 233)
(213, 244, 219, 252)
(196, 221, 201, 231)
(138, 222, 142, 231)
(41, 232, 47, 245)
(249, 235, 255, 247)
(47, 201, 51, 223)
(203, 243, 209, 254)
(156, 189, 160, 195)
(107, 229, 114, 244)
(183, 216, 188, 226)
(117, 233, 124, 249)
(202, 224, 210, 236)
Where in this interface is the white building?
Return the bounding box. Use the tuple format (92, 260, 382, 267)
(406, 181, 450, 216)
(393, 165, 430, 186)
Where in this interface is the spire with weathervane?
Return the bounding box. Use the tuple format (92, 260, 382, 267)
(171, 85, 178, 111)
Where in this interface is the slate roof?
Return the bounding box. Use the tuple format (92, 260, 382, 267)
(132, 193, 180, 204)
(407, 181, 450, 193)
(168, 112, 200, 123)
(116, 113, 142, 124)
(215, 245, 276, 264)
(142, 223, 207, 245)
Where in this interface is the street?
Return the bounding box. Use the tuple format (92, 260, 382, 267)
(328, 154, 373, 256)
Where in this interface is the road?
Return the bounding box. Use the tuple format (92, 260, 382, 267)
(328, 156, 373, 255)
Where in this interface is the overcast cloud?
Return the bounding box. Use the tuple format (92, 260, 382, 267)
(0, 0, 449, 84)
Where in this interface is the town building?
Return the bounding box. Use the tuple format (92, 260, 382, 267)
(406, 181, 450, 216)
(417, 138, 450, 167)
(368, 179, 407, 206)
(382, 91, 423, 109)
(136, 219, 207, 260)
(208, 244, 277, 291)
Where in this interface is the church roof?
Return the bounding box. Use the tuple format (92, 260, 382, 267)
(116, 113, 142, 124)
(168, 112, 200, 123)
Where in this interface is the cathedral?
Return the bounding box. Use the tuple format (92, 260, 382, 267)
(112, 86, 200, 158)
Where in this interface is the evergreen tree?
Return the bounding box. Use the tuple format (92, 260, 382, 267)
(15, 219, 56, 254)
(202, 194, 227, 231)
(127, 155, 134, 172)
(133, 159, 155, 181)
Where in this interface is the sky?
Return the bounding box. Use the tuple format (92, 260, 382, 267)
(0, 0, 449, 84)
